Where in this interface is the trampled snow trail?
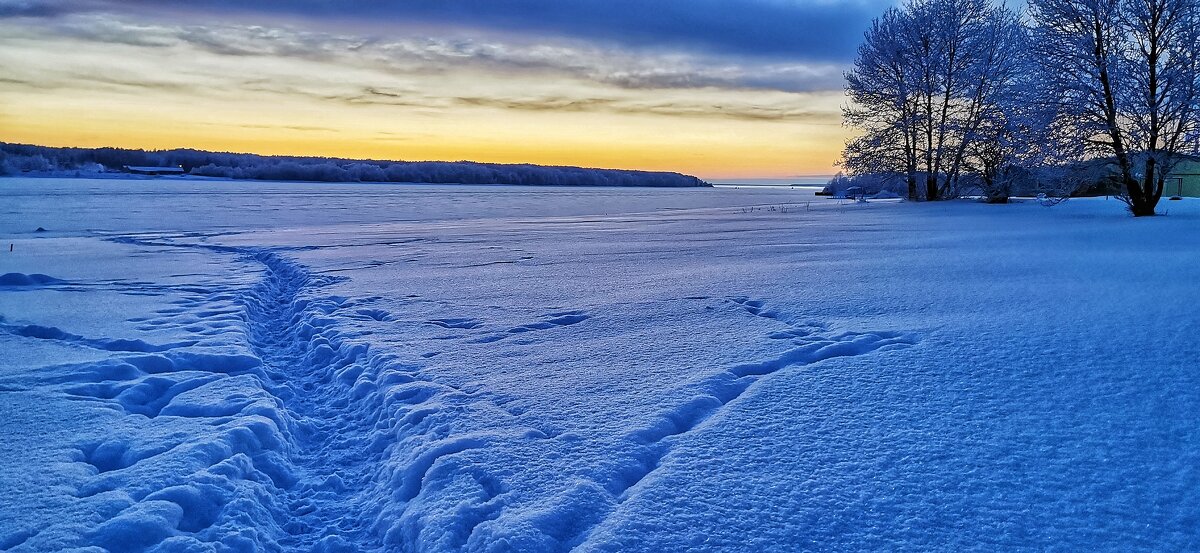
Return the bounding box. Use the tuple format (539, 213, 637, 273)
(101, 242, 429, 551)
(2, 233, 920, 551)
(59, 240, 542, 551)
(237, 251, 382, 551)
(566, 297, 918, 551)
(0, 238, 408, 550)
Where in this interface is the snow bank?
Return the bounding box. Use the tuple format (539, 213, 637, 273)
(0, 273, 64, 286)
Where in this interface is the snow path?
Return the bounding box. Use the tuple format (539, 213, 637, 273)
(0, 237, 408, 550)
(0, 233, 917, 551)
(64, 238, 465, 550)
(237, 250, 379, 551)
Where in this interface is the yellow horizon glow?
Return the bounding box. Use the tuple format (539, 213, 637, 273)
(0, 19, 850, 181)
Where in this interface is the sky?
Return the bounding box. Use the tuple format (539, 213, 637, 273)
(0, 0, 887, 182)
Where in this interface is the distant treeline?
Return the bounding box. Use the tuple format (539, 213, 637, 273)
(823, 156, 1154, 202)
(0, 142, 710, 188)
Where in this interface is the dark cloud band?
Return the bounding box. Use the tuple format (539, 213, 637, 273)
(0, 0, 80, 18)
(96, 0, 881, 63)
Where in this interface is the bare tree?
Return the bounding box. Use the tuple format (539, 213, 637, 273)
(951, 9, 1033, 201)
(843, 7, 922, 200)
(1029, 0, 1200, 215)
(843, 0, 1028, 201)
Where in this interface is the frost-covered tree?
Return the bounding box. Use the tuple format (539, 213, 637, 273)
(843, 7, 921, 199)
(966, 67, 1066, 202)
(843, 0, 1029, 201)
(945, 9, 1033, 201)
(1029, 0, 1200, 215)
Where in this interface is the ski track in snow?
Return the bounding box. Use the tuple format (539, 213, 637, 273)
(0, 235, 916, 552)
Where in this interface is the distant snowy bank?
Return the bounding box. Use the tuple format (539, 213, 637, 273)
(0, 142, 710, 188)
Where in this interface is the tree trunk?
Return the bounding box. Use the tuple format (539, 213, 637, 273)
(1125, 178, 1157, 216)
(1128, 194, 1157, 215)
(1127, 158, 1161, 216)
(982, 171, 1007, 203)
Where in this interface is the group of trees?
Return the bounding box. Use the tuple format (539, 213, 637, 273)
(843, 0, 1200, 215)
(0, 143, 709, 188)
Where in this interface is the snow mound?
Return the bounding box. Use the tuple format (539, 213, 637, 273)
(0, 273, 64, 286)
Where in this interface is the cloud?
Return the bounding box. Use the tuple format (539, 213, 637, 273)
(0, 76, 44, 88)
(0, 5, 853, 132)
(0, 0, 73, 18)
(450, 95, 841, 122)
(235, 123, 340, 132)
(81, 0, 882, 64)
(41, 15, 846, 94)
(234, 78, 838, 123)
(0, 71, 199, 95)
(83, 74, 198, 93)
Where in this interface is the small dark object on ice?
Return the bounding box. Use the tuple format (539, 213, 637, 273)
(1169, 196, 1183, 201)
(35, 227, 46, 232)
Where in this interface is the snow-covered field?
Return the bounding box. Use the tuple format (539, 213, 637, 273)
(2, 177, 1198, 552)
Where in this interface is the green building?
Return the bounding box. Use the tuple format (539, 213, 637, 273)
(1165, 158, 1200, 197)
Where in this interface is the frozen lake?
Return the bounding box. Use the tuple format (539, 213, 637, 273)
(0, 178, 819, 235)
(2, 177, 1198, 552)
